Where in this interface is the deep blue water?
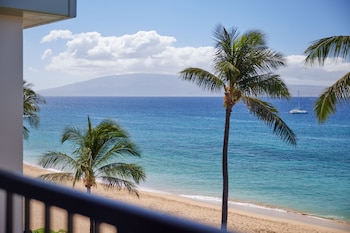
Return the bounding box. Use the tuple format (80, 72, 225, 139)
(23, 96, 350, 222)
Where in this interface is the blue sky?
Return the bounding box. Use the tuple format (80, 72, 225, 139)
(24, 0, 350, 95)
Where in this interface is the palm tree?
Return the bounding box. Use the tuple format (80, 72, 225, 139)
(38, 116, 146, 233)
(304, 36, 350, 123)
(23, 80, 46, 139)
(179, 25, 297, 231)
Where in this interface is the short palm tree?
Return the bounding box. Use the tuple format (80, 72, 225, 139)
(38, 116, 146, 233)
(23, 80, 46, 139)
(179, 25, 297, 231)
(304, 36, 350, 123)
(38, 116, 146, 195)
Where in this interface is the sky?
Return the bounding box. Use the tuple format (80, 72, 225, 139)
(23, 0, 350, 96)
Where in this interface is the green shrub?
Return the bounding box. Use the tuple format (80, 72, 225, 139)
(32, 228, 67, 233)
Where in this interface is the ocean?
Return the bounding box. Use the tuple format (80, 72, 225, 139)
(23, 96, 350, 222)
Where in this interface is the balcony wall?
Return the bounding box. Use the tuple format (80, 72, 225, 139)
(0, 1, 76, 231)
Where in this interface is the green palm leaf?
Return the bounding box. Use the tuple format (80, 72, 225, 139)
(100, 176, 140, 197)
(243, 97, 297, 145)
(314, 71, 350, 122)
(304, 35, 350, 122)
(239, 74, 290, 98)
(23, 80, 46, 139)
(39, 152, 77, 170)
(61, 126, 84, 146)
(179, 68, 224, 92)
(39, 172, 74, 184)
(99, 163, 146, 183)
(304, 36, 350, 65)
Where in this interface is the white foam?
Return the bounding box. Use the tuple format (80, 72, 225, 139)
(230, 201, 287, 213)
(180, 194, 222, 203)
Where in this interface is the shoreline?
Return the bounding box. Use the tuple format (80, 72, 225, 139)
(23, 163, 350, 233)
(175, 192, 350, 232)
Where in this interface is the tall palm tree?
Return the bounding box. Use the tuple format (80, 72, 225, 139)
(304, 36, 350, 123)
(38, 116, 146, 233)
(179, 25, 297, 231)
(23, 80, 46, 139)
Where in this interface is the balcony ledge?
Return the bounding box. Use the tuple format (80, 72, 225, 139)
(0, 0, 76, 28)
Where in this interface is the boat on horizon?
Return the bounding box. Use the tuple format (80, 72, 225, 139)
(289, 107, 308, 114)
(290, 91, 308, 114)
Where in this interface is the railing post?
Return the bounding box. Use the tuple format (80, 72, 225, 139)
(95, 221, 100, 233)
(6, 192, 13, 233)
(45, 205, 51, 233)
(67, 212, 74, 233)
(24, 197, 31, 233)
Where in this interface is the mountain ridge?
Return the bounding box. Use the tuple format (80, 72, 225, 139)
(38, 73, 326, 97)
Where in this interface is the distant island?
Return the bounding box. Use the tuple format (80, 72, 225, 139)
(38, 73, 326, 97)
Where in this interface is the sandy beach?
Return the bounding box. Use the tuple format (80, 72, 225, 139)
(23, 163, 350, 233)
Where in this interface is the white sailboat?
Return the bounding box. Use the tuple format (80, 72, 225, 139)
(289, 91, 308, 114)
(289, 107, 308, 114)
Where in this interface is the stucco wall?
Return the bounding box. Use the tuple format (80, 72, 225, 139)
(0, 14, 23, 233)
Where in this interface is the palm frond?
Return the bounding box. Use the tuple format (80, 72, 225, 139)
(39, 172, 74, 184)
(82, 118, 141, 166)
(61, 126, 84, 145)
(214, 61, 240, 81)
(240, 74, 291, 98)
(98, 118, 130, 138)
(23, 114, 40, 128)
(100, 176, 140, 197)
(213, 25, 239, 66)
(98, 163, 146, 184)
(23, 126, 29, 140)
(243, 97, 297, 145)
(38, 151, 78, 171)
(109, 141, 141, 157)
(243, 30, 266, 48)
(314, 71, 350, 123)
(23, 80, 46, 138)
(231, 30, 285, 75)
(304, 36, 350, 65)
(73, 167, 85, 187)
(95, 141, 141, 168)
(23, 81, 46, 108)
(213, 24, 239, 54)
(253, 49, 286, 73)
(179, 68, 224, 92)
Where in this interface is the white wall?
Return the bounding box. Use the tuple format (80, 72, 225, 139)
(0, 14, 24, 233)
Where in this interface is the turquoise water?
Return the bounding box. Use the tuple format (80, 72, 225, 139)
(23, 97, 350, 222)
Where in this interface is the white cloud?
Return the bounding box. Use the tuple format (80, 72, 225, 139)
(42, 30, 215, 78)
(40, 30, 73, 43)
(279, 55, 350, 87)
(41, 49, 52, 60)
(40, 29, 350, 89)
(27, 67, 38, 72)
(322, 57, 350, 72)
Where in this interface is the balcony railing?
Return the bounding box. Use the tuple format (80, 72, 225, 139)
(0, 169, 231, 233)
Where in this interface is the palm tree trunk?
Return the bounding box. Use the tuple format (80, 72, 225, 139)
(221, 105, 232, 231)
(86, 186, 96, 233)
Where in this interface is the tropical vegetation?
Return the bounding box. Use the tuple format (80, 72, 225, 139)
(38, 116, 146, 233)
(23, 80, 46, 139)
(179, 25, 297, 231)
(304, 36, 350, 123)
(32, 228, 66, 233)
(38, 116, 146, 193)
